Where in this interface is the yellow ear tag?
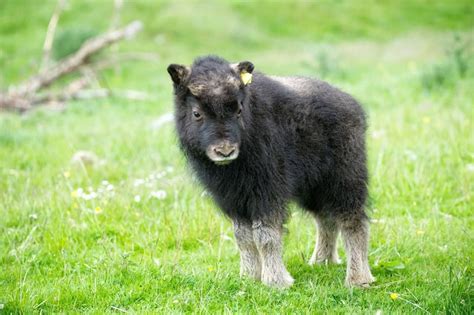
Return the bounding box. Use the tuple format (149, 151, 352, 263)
(241, 71, 252, 85)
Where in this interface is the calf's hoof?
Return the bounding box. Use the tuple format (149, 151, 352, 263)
(308, 255, 342, 266)
(240, 269, 261, 281)
(345, 273, 376, 288)
(262, 270, 294, 289)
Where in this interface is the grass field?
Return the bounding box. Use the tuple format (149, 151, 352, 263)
(1, 0, 473, 313)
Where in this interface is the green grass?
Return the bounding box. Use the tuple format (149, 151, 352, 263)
(1, 0, 473, 313)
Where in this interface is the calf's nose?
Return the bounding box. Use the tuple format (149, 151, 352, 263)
(214, 142, 236, 158)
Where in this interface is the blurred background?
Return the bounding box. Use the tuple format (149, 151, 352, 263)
(0, 0, 473, 313)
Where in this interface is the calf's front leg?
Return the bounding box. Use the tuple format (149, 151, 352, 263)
(252, 220, 294, 288)
(233, 220, 261, 280)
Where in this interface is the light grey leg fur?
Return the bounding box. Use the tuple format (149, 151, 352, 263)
(233, 221, 261, 280)
(340, 217, 375, 287)
(252, 220, 294, 288)
(309, 215, 341, 265)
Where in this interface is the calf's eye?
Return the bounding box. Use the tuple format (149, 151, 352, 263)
(192, 110, 202, 120)
(237, 108, 242, 117)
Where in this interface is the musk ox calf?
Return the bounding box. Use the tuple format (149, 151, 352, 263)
(167, 55, 375, 288)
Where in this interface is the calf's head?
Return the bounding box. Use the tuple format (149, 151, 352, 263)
(167, 56, 254, 165)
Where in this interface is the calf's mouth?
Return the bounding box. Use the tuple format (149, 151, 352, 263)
(206, 141, 239, 165)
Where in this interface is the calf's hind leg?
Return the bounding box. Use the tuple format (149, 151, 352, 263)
(340, 215, 375, 287)
(309, 214, 341, 265)
(233, 220, 261, 280)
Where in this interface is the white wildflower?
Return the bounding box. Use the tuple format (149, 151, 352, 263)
(101, 180, 109, 186)
(371, 129, 385, 139)
(404, 150, 417, 161)
(134, 179, 145, 187)
(134, 195, 141, 203)
(150, 190, 167, 200)
(106, 184, 114, 191)
(82, 192, 97, 200)
(155, 171, 166, 179)
(438, 245, 448, 252)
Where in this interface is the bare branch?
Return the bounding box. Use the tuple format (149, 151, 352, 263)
(40, 0, 66, 71)
(0, 95, 31, 112)
(110, 0, 124, 31)
(109, 0, 124, 72)
(0, 20, 143, 111)
(14, 20, 143, 97)
(32, 77, 90, 104)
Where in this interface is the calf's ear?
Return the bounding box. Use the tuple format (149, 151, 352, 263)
(235, 61, 254, 74)
(232, 61, 254, 85)
(167, 64, 190, 85)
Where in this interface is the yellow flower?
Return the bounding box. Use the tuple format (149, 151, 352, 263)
(207, 266, 214, 272)
(416, 230, 425, 235)
(95, 206, 102, 214)
(73, 202, 79, 209)
(390, 293, 399, 300)
(422, 116, 431, 124)
(71, 188, 83, 198)
(63, 171, 70, 178)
